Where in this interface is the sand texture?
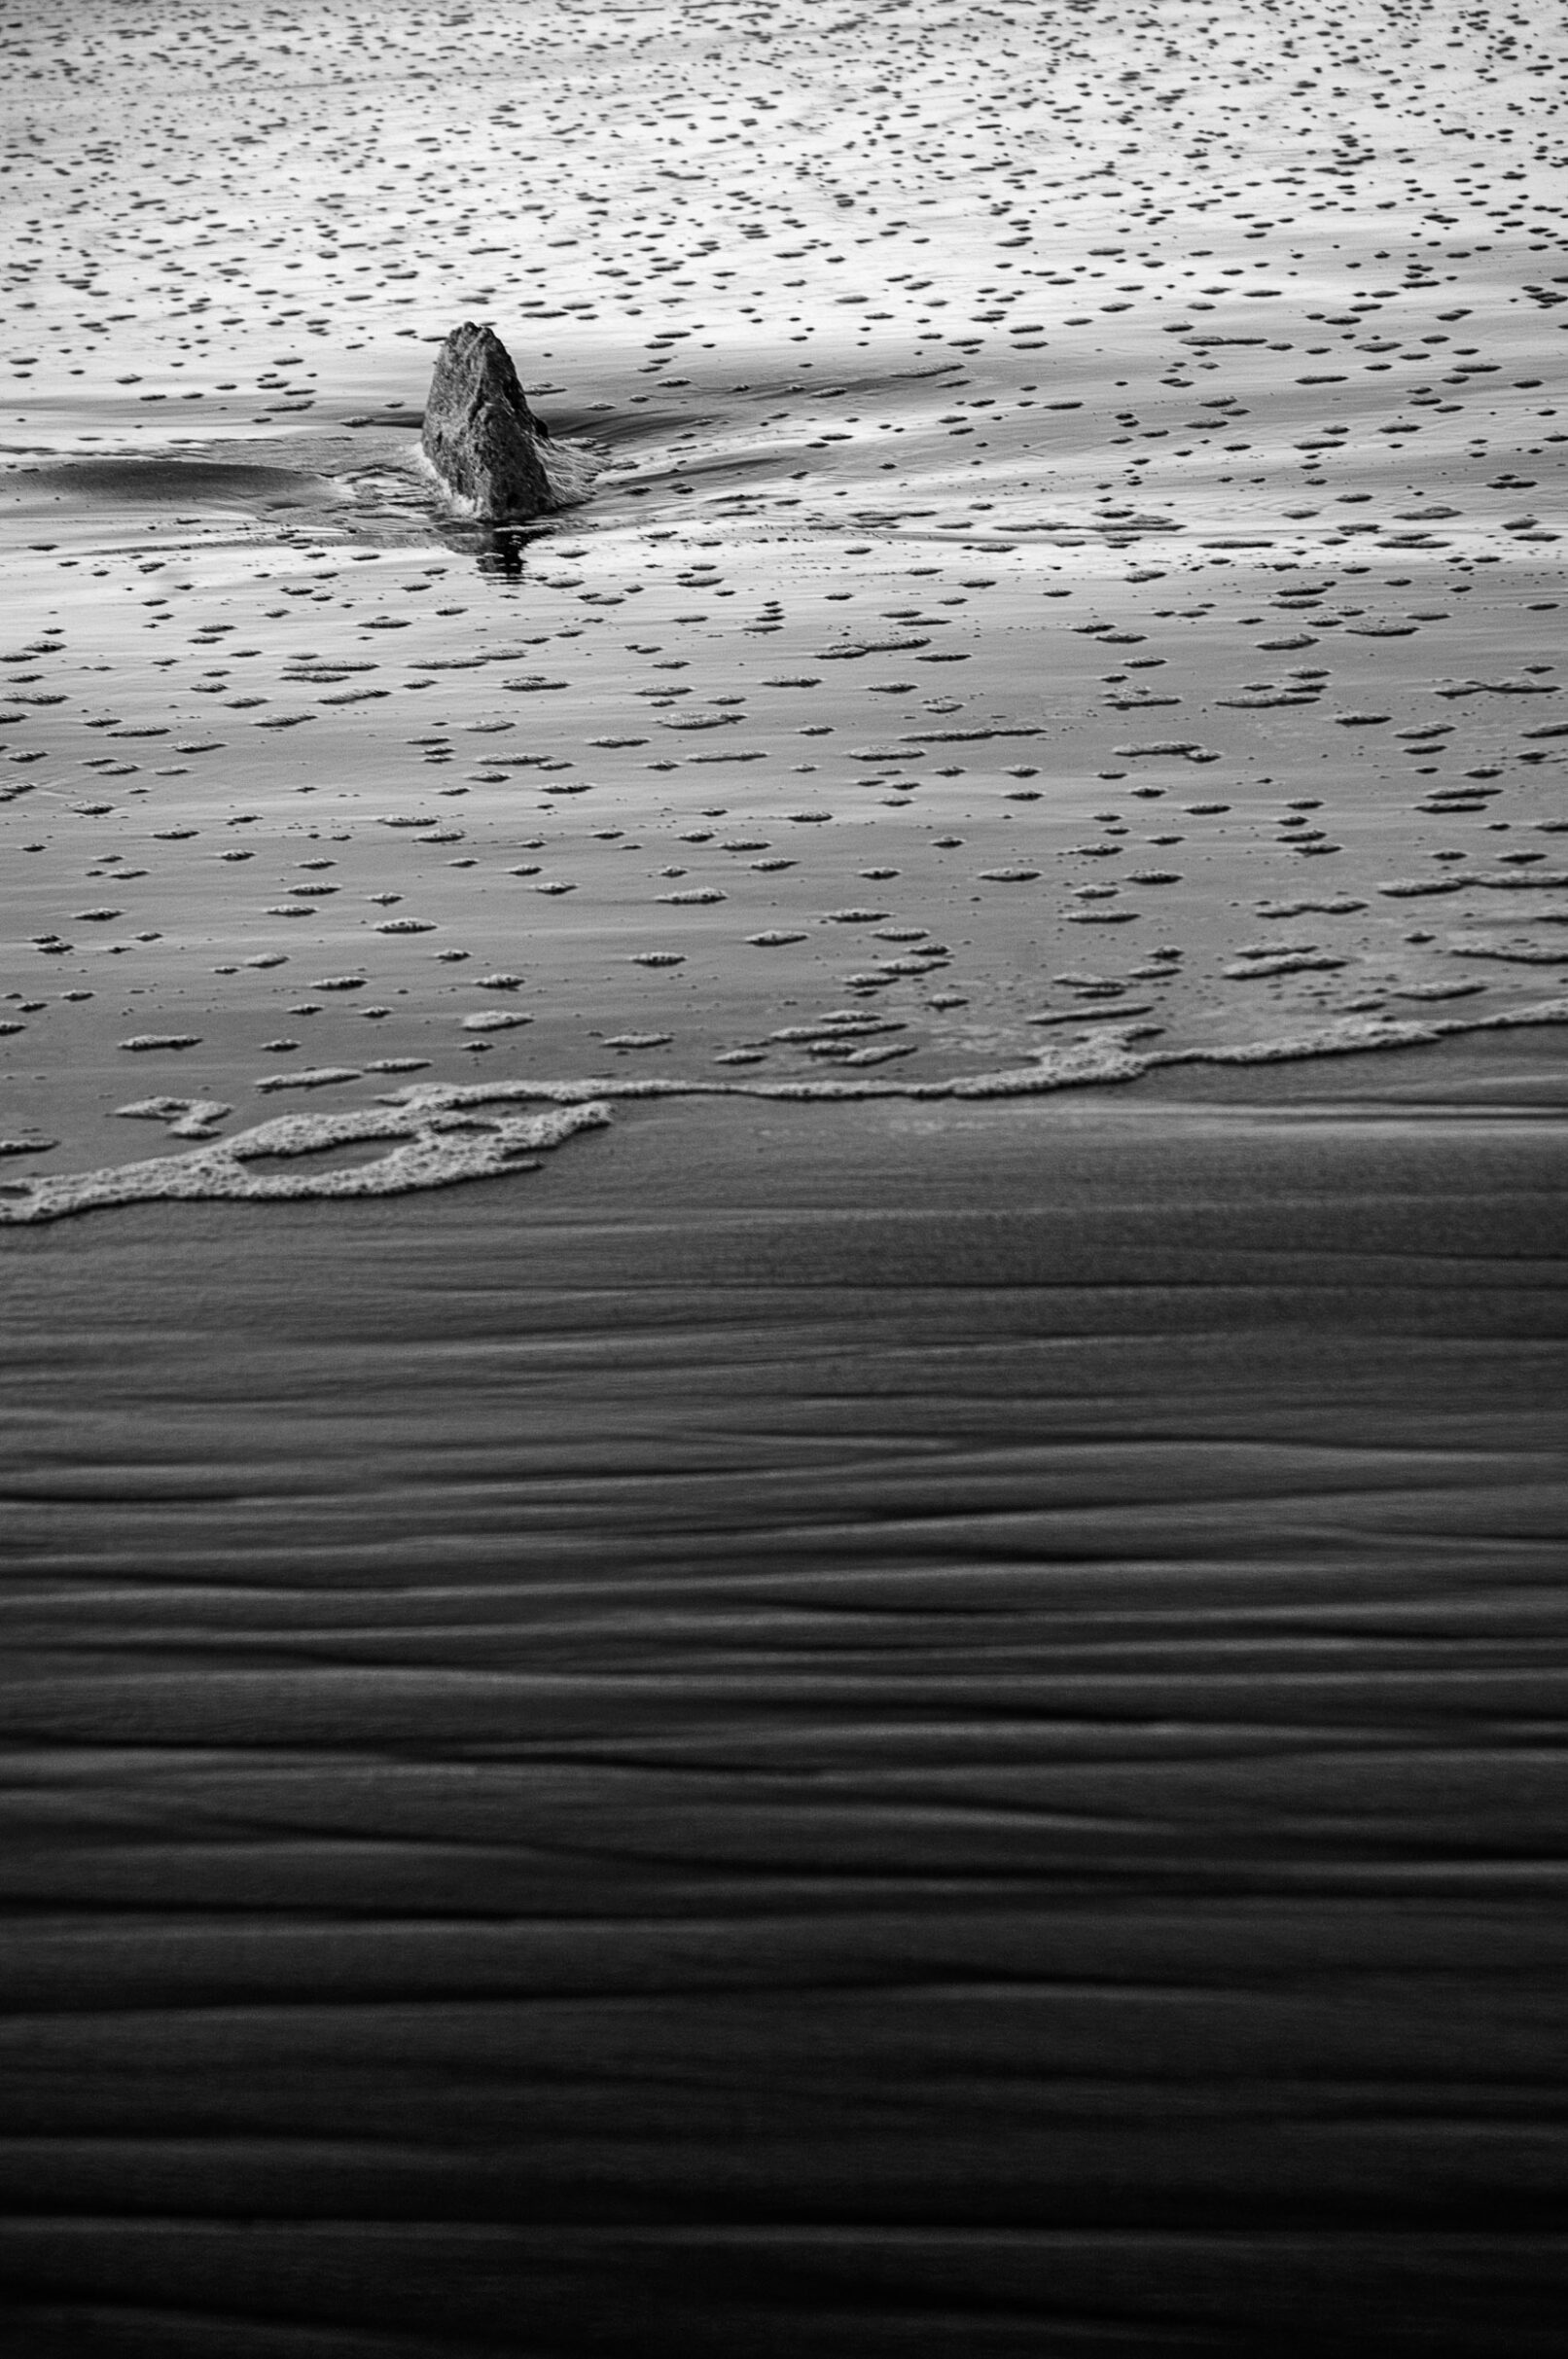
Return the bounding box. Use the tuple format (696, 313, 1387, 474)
(3, 2, 1568, 2351)
(5, 1076, 1568, 2356)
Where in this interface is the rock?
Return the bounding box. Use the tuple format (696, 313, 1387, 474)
(421, 323, 556, 519)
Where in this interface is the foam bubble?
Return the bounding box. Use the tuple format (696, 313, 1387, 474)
(117, 1096, 232, 1139)
(0, 1102, 610, 1226)
(362, 998, 1568, 1126)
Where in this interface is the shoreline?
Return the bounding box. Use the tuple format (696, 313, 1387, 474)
(5, 1, 1567, 2346)
(6, 1005, 1568, 1227)
(5, 1055, 1566, 2356)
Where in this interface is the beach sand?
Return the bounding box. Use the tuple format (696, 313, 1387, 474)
(3, 0, 1567, 2349)
(6, 1040, 1568, 2354)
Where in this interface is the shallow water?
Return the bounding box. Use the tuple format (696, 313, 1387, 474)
(2, 0, 1565, 1215)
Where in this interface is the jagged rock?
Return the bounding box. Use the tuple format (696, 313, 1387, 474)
(421, 323, 556, 519)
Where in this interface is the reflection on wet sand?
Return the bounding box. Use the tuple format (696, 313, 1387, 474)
(3, 0, 1565, 1199)
(2, 0, 1566, 2348)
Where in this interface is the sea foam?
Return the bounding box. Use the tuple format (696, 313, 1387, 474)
(8, 1000, 1565, 1226)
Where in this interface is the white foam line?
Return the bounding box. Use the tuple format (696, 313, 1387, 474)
(378, 999, 1568, 1118)
(0, 1103, 610, 1227)
(8, 1003, 1567, 1226)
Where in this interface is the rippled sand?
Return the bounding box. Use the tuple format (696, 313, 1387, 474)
(3, 0, 1565, 1212)
(4, 8, 1568, 2355)
(7, 1068, 1568, 2357)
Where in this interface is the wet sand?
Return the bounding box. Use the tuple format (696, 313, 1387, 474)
(5, 1041, 1568, 2356)
(3, 0, 1568, 2349)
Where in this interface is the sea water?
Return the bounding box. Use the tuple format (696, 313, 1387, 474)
(2, 0, 1564, 1218)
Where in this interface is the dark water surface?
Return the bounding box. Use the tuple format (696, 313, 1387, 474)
(4, 1063, 1566, 2356)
